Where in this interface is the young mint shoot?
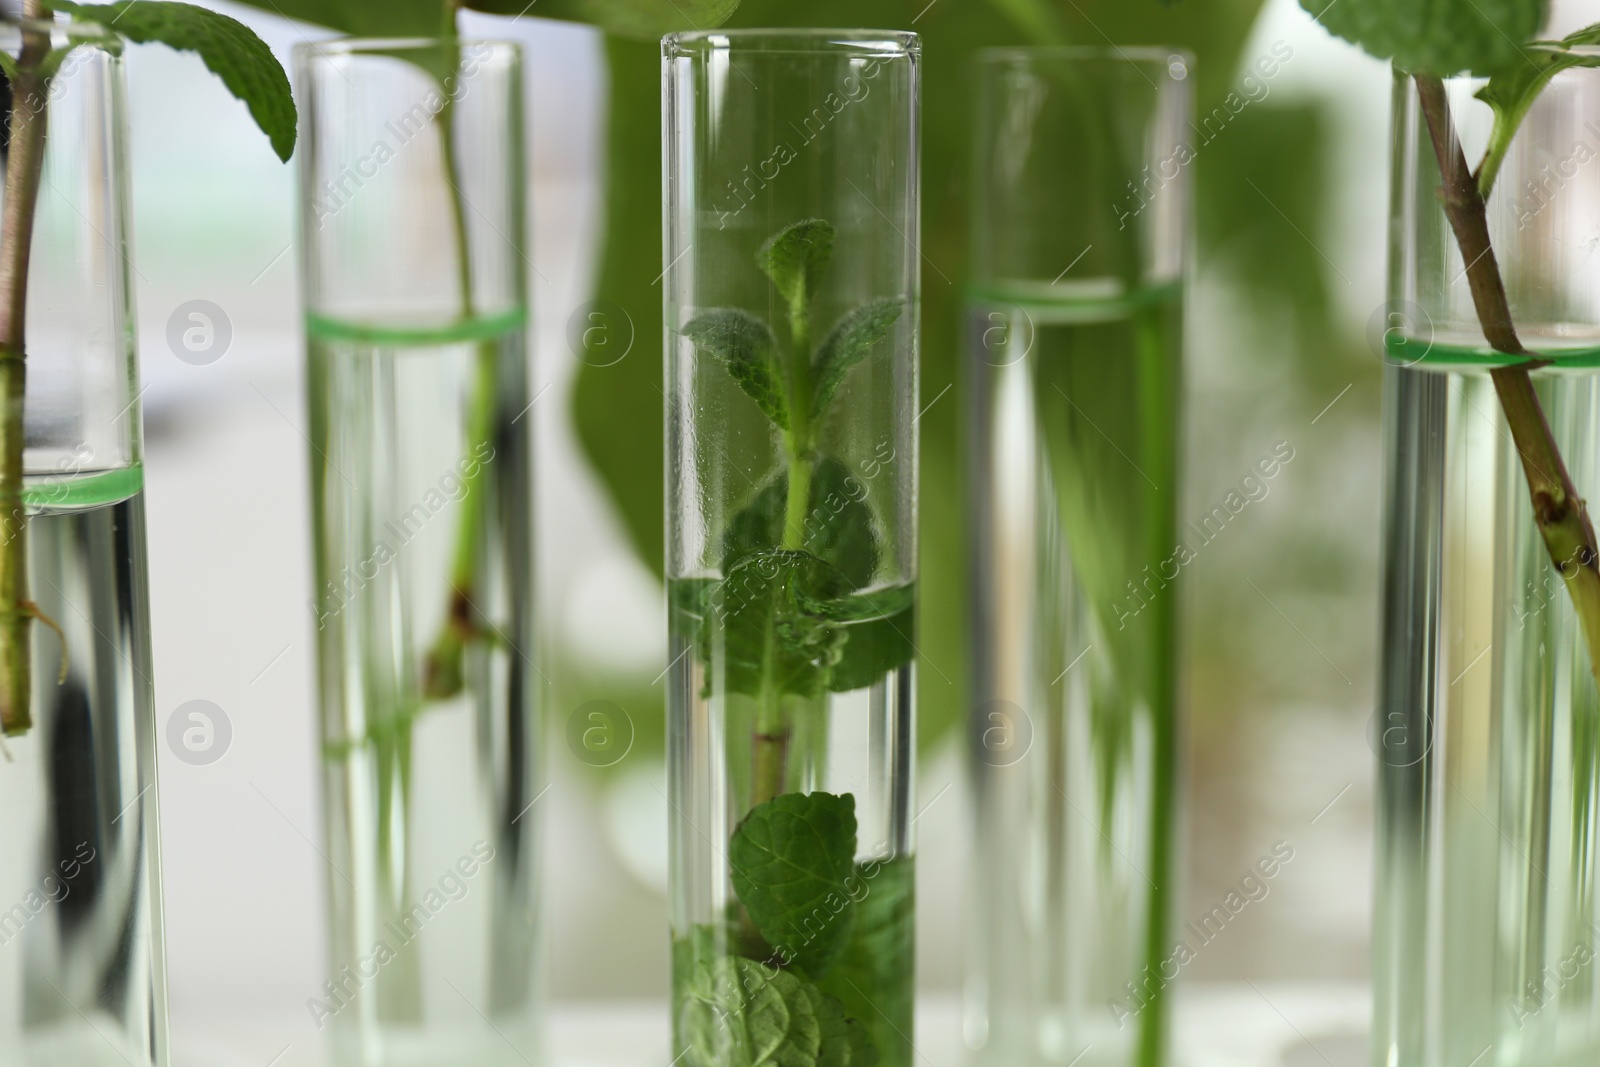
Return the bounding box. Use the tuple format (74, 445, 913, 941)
(674, 218, 910, 1066)
(683, 216, 909, 803)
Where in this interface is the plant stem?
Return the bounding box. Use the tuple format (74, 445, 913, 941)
(0, 3, 55, 736)
(782, 311, 813, 550)
(752, 306, 820, 808)
(754, 450, 809, 808)
(421, 73, 499, 701)
(1133, 309, 1177, 1067)
(751, 706, 787, 807)
(782, 450, 813, 553)
(375, 39, 489, 1019)
(754, 311, 819, 807)
(1413, 75, 1600, 684)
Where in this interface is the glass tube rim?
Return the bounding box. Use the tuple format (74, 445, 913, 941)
(663, 27, 919, 59)
(976, 44, 1192, 74)
(293, 35, 521, 63)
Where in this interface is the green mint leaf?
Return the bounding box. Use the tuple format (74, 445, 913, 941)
(684, 309, 788, 431)
(816, 857, 912, 1066)
(730, 791, 859, 976)
(810, 298, 903, 424)
(678, 953, 877, 1067)
(1475, 23, 1600, 196)
(720, 477, 787, 569)
(716, 461, 895, 693)
(825, 599, 914, 694)
(713, 550, 845, 699)
(800, 461, 879, 591)
(1300, 0, 1546, 76)
(817, 1003, 878, 1067)
(759, 218, 836, 333)
(52, 1, 296, 161)
(722, 459, 879, 590)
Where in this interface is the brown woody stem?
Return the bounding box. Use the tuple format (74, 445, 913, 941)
(1414, 74, 1600, 682)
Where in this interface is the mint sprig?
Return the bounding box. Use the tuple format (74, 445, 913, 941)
(674, 221, 908, 1065)
(51, 1, 296, 161)
(681, 218, 909, 706)
(730, 791, 859, 975)
(682, 217, 904, 460)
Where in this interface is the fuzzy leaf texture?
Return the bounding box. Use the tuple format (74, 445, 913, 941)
(711, 550, 844, 699)
(1475, 22, 1600, 196)
(52, 1, 295, 161)
(226, 0, 740, 40)
(1299, 0, 1546, 75)
(759, 218, 836, 332)
(683, 309, 788, 430)
(730, 791, 859, 975)
(716, 462, 911, 692)
(810, 298, 903, 425)
(680, 955, 877, 1067)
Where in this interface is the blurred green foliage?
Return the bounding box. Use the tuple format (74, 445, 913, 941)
(230, 0, 737, 38)
(570, 0, 1355, 761)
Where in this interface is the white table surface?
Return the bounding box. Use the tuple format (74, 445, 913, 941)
(170, 983, 1368, 1067)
